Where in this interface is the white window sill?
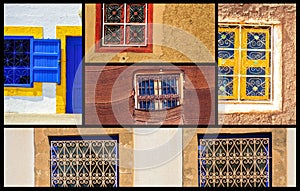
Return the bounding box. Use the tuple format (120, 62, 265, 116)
(218, 101, 282, 114)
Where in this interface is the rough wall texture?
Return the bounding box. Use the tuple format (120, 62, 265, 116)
(34, 128, 134, 187)
(85, 4, 215, 63)
(218, 4, 296, 125)
(159, 4, 215, 62)
(85, 65, 215, 125)
(182, 128, 288, 187)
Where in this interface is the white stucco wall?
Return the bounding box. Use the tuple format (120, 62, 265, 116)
(4, 4, 82, 113)
(4, 4, 82, 39)
(133, 128, 182, 186)
(4, 83, 56, 113)
(4, 128, 34, 187)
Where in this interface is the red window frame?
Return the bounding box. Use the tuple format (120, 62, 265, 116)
(95, 3, 153, 53)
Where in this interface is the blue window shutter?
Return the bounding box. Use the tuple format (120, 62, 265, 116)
(32, 39, 61, 84)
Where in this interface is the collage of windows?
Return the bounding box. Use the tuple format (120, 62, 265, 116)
(3, 3, 296, 187)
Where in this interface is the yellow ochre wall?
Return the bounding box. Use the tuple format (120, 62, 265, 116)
(85, 4, 215, 63)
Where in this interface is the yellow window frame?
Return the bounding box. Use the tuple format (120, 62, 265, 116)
(218, 27, 239, 100)
(241, 27, 270, 100)
(218, 25, 271, 101)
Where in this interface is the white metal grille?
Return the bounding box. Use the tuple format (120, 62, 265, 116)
(50, 138, 118, 187)
(199, 136, 271, 187)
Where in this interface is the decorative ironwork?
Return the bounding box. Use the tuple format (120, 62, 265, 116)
(136, 74, 180, 110)
(218, 31, 235, 59)
(246, 77, 266, 96)
(247, 32, 266, 49)
(246, 67, 265, 75)
(50, 138, 118, 187)
(218, 76, 233, 97)
(4, 38, 31, 86)
(128, 4, 145, 23)
(126, 25, 145, 44)
(199, 136, 271, 187)
(218, 66, 234, 75)
(218, 32, 235, 49)
(218, 50, 234, 59)
(102, 3, 147, 46)
(105, 4, 124, 23)
(104, 25, 123, 44)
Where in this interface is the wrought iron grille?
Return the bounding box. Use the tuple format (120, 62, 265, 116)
(4, 37, 32, 86)
(218, 24, 272, 101)
(136, 74, 180, 110)
(102, 3, 148, 46)
(198, 135, 271, 187)
(50, 137, 118, 187)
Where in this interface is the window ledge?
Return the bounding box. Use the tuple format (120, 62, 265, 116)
(218, 101, 282, 114)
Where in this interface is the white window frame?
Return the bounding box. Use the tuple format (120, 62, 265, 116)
(218, 21, 282, 113)
(133, 70, 184, 111)
(102, 3, 148, 47)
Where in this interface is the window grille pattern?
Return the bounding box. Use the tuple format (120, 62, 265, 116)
(218, 24, 271, 101)
(50, 137, 118, 187)
(198, 135, 271, 187)
(102, 3, 147, 46)
(136, 74, 180, 110)
(4, 37, 32, 86)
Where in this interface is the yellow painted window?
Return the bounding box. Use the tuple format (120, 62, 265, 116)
(218, 24, 272, 101)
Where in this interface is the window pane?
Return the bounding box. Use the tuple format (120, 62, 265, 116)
(104, 4, 124, 23)
(127, 4, 146, 23)
(4, 38, 31, 86)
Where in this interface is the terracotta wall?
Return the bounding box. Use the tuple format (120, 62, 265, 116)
(85, 65, 215, 125)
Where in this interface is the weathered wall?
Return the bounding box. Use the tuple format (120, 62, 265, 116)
(218, 4, 296, 125)
(287, 128, 296, 186)
(85, 65, 215, 125)
(182, 128, 288, 187)
(85, 4, 215, 63)
(34, 128, 134, 187)
(4, 4, 82, 114)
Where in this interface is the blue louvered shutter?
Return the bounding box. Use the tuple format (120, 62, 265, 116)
(32, 39, 61, 84)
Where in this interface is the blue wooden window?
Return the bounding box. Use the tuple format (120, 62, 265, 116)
(50, 136, 119, 187)
(198, 133, 271, 187)
(4, 36, 61, 87)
